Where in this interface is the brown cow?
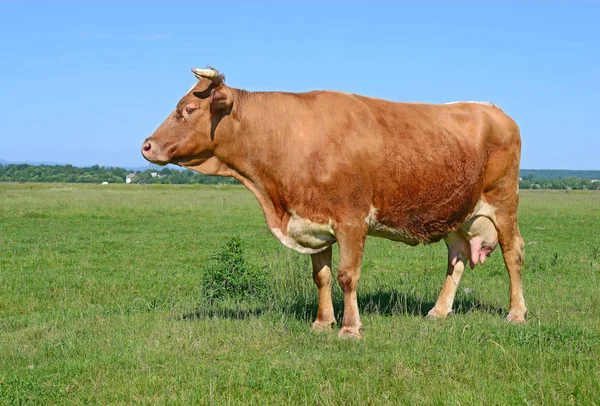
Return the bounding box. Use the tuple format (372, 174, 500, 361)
(141, 68, 526, 339)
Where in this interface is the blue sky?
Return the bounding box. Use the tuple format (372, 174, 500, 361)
(0, 2, 598, 169)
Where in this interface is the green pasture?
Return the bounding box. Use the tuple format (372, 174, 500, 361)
(0, 184, 599, 404)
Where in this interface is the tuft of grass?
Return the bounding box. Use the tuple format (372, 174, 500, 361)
(550, 252, 559, 266)
(201, 236, 269, 305)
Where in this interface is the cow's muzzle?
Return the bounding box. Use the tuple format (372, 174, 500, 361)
(141, 139, 168, 165)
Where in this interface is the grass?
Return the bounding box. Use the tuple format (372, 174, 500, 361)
(0, 183, 599, 404)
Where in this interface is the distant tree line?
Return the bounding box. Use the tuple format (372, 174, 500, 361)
(132, 167, 238, 185)
(520, 169, 600, 181)
(0, 164, 238, 185)
(1, 163, 599, 190)
(519, 174, 600, 191)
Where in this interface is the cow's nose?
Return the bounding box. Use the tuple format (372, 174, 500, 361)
(141, 140, 154, 159)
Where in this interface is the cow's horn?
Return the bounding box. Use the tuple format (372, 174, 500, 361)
(191, 68, 221, 85)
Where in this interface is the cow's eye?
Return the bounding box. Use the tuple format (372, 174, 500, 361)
(185, 106, 197, 115)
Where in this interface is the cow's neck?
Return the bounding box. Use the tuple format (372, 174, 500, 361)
(202, 89, 295, 231)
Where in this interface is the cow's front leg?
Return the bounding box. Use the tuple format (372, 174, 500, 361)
(311, 246, 336, 331)
(336, 225, 367, 339)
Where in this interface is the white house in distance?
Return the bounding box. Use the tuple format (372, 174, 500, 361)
(126, 173, 137, 184)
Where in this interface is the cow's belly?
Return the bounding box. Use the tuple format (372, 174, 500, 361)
(365, 200, 497, 247)
(268, 201, 497, 256)
(269, 212, 336, 255)
(365, 207, 420, 245)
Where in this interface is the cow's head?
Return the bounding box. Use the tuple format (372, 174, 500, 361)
(141, 68, 234, 168)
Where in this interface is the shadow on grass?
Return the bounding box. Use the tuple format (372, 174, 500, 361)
(179, 289, 505, 322)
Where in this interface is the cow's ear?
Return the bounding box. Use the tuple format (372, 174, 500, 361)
(210, 88, 232, 114)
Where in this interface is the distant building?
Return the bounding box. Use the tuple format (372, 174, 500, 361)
(126, 173, 137, 184)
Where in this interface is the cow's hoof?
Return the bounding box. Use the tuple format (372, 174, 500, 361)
(338, 326, 363, 340)
(425, 308, 450, 319)
(506, 312, 526, 324)
(312, 319, 336, 332)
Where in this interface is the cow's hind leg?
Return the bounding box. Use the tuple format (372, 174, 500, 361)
(311, 246, 336, 331)
(428, 232, 468, 318)
(496, 211, 526, 323)
(485, 190, 527, 323)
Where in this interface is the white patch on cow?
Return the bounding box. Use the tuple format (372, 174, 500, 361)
(459, 216, 496, 242)
(269, 211, 335, 255)
(445, 101, 497, 107)
(287, 211, 335, 247)
(364, 207, 420, 246)
(447, 200, 500, 268)
(270, 228, 322, 254)
(469, 199, 497, 226)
